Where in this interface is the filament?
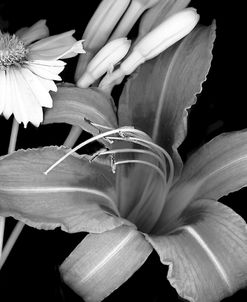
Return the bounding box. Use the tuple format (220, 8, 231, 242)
(114, 160, 167, 188)
(44, 126, 174, 192)
(44, 128, 131, 174)
(99, 148, 167, 178)
(106, 136, 174, 188)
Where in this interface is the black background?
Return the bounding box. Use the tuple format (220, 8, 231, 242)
(0, 1, 246, 301)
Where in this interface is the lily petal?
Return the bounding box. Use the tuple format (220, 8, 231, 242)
(16, 19, 49, 45)
(0, 147, 130, 233)
(147, 199, 247, 302)
(60, 225, 152, 302)
(44, 86, 117, 138)
(118, 22, 215, 179)
(155, 130, 247, 232)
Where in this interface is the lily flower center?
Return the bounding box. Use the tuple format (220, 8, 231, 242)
(44, 124, 174, 224)
(0, 32, 29, 70)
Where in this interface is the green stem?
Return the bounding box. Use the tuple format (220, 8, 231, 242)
(63, 125, 82, 148)
(0, 118, 19, 259)
(0, 222, 24, 270)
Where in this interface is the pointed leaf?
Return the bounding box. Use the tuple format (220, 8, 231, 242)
(148, 199, 247, 302)
(155, 130, 247, 231)
(60, 225, 152, 302)
(44, 86, 118, 136)
(118, 23, 215, 178)
(0, 147, 130, 233)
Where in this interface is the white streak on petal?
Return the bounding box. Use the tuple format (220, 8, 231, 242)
(182, 225, 232, 292)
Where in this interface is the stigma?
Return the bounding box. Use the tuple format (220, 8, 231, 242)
(0, 33, 29, 70)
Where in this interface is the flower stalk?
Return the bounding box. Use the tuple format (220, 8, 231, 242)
(0, 118, 19, 258)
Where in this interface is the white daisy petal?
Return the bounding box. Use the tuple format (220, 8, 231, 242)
(1, 23, 82, 127)
(3, 69, 14, 120)
(0, 70, 6, 114)
(27, 60, 66, 81)
(21, 67, 53, 108)
(56, 40, 85, 59)
(28, 30, 81, 60)
(8, 68, 29, 126)
(16, 20, 49, 45)
(5, 68, 43, 127)
(38, 76, 58, 92)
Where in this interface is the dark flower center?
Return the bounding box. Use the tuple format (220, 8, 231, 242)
(0, 33, 29, 70)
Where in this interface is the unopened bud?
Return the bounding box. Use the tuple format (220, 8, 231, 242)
(75, 0, 130, 81)
(77, 38, 131, 88)
(100, 8, 199, 90)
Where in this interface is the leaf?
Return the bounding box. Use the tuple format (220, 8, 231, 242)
(44, 86, 118, 136)
(60, 225, 152, 302)
(154, 130, 247, 232)
(118, 23, 216, 178)
(0, 146, 131, 233)
(147, 199, 247, 302)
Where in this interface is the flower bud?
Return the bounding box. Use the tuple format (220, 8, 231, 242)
(100, 8, 199, 90)
(110, 0, 160, 41)
(138, 0, 191, 39)
(121, 8, 199, 75)
(77, 38, 131, 88)
(75, 0, 130, 81)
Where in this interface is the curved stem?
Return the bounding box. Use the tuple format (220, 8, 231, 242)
(0, 118, 19, 260)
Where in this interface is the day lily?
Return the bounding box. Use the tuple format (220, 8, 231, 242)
(100, 8, 199, 90)
(1, 14, 247, 302)
(0, 19, 84, 127)
(77, 38, 131, 88)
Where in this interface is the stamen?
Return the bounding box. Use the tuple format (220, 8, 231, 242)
(99, 148, 167, 180)
(107, 136, 174, 187)
(44, 127, 135, 174)
(44, 126, 174, 192)
(89, 121, 115, 131)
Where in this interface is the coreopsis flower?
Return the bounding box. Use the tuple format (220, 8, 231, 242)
(0, 20, 84, 127)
